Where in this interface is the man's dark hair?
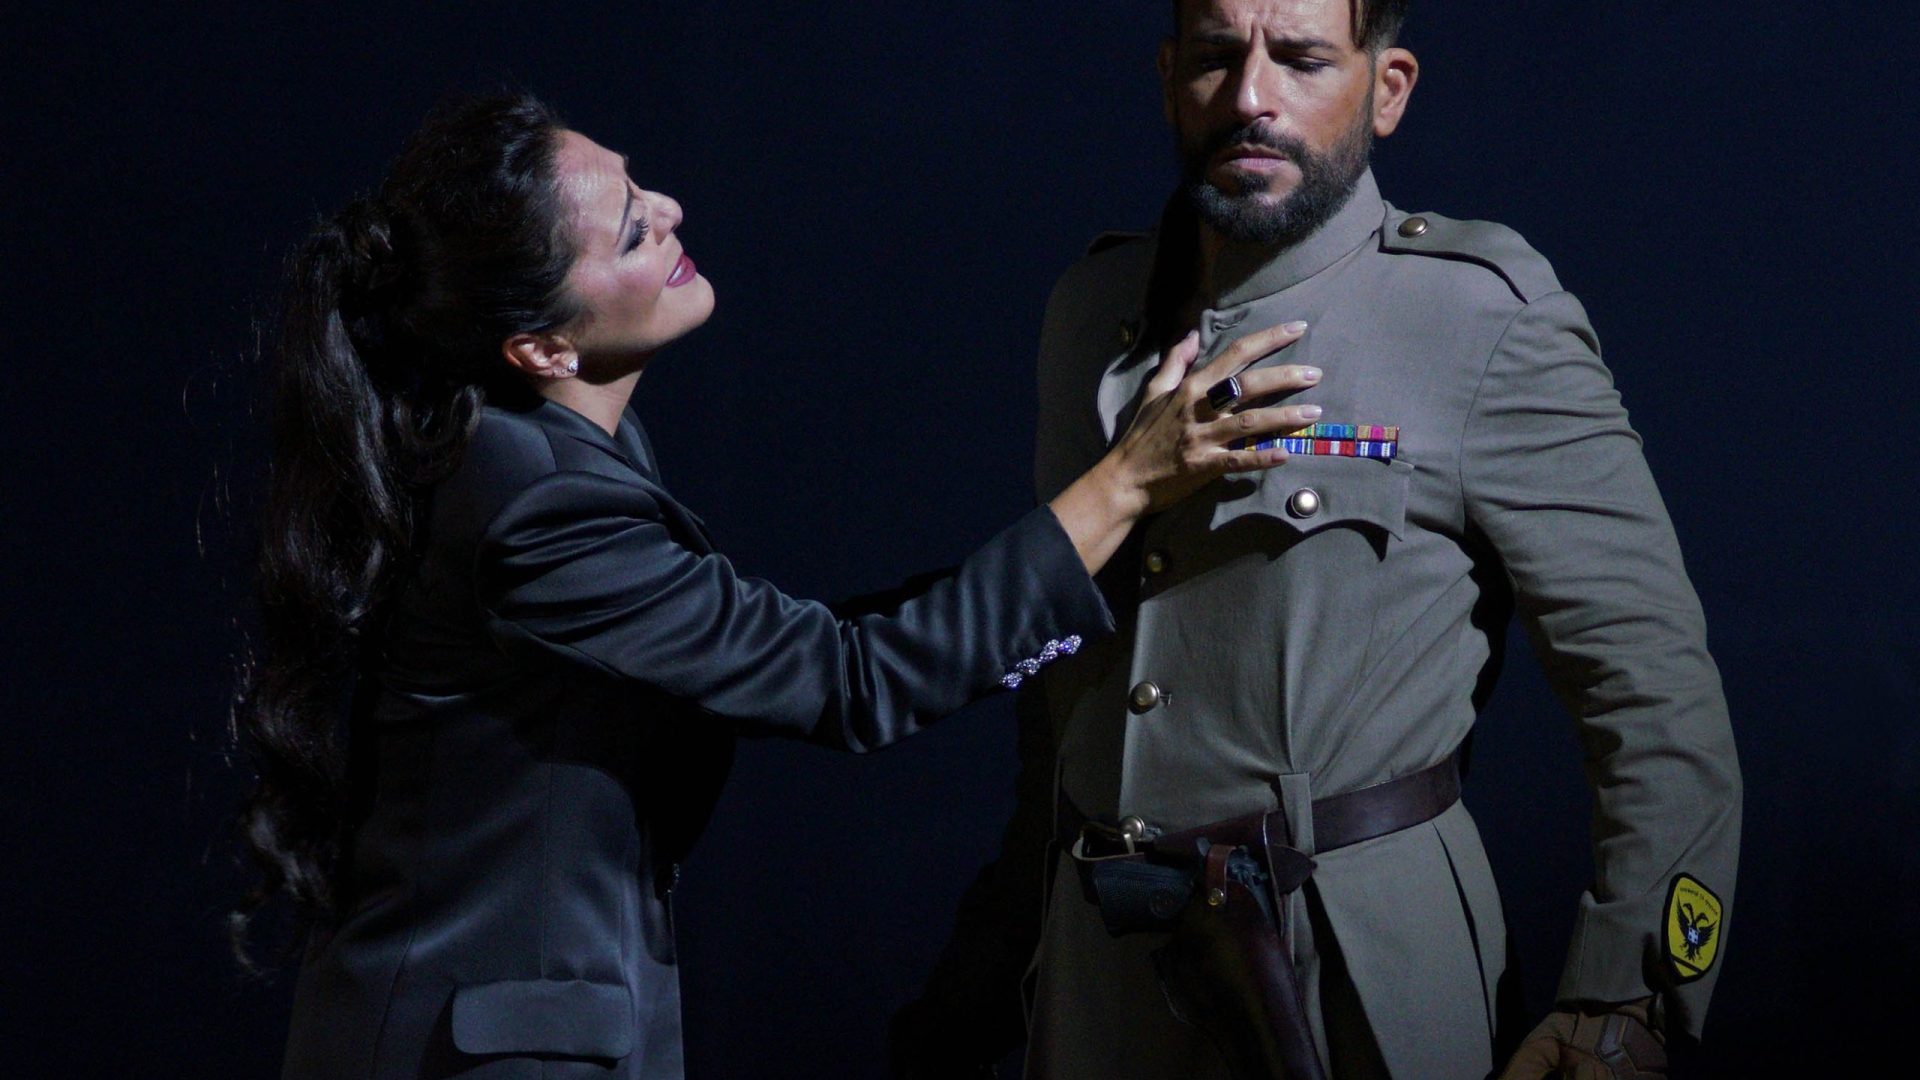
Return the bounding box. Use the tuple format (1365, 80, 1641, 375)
(1169, 0, 1409, 53)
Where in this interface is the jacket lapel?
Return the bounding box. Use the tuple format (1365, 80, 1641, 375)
(531, 400, 719, 555)
(619, 411, 718, 553)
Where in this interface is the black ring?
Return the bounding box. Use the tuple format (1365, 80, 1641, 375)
(1206, 375, 1243, 413)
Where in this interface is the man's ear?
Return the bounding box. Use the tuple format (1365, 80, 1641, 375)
(502, 331, 578, 379)
(1372, 47, 1419, 137)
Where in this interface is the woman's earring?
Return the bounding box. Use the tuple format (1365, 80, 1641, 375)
(563, 358, 580, 376)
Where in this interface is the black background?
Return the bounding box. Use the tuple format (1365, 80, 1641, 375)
(5, 3, 1916, 1077)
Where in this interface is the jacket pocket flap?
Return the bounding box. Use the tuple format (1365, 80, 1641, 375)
(451, 979, 633, 1059)
(1212, 456, 1413, 541)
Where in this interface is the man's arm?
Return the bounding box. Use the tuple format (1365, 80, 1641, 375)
(1460, 289, 1742, 1044)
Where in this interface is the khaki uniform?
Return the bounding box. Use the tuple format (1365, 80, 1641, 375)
(928, 171, 1741, 1079)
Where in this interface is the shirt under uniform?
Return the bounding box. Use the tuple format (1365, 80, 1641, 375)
(978, 170, 1739, 1079)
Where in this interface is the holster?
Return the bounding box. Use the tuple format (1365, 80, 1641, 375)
(1152, 827, 1324, 1080)
(1065, 750, 1463, 1080)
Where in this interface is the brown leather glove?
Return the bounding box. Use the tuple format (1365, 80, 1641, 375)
(1496, 998, 1667, 1080)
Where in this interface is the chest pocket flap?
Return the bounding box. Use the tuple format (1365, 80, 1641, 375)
(1210, 455, 1413, 541)
(451, 978, 634, 1059)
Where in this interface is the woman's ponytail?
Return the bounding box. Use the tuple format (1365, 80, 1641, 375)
(230, 94, 581, 967)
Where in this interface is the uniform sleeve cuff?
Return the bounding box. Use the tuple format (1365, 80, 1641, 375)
(1557, 891, 1722, 1039)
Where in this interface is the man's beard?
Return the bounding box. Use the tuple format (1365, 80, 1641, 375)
(1177, 106, 1374, 248)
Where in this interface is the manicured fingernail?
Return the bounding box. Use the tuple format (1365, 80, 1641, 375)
(1282, 320, 1309, 333)
(1301, 405, 1324, 419)
(1301, 367, 1322, 381)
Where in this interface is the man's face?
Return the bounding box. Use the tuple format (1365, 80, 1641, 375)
(1161, 0, 1386, 246)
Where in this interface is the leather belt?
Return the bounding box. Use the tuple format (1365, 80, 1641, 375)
(1047, 750, 1464, 1080)
(1058, 749, 1462, 861)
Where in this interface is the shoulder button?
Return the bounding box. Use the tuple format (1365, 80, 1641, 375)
(1380, 212, 1561, 303)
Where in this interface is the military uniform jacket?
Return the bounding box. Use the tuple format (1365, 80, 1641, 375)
(279, 399, 1112, 1080)
(919, 172, 1740, 1079)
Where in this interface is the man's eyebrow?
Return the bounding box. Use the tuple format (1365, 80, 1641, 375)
(1270, 34, 1340, 51)
(1187, 28, 1340, 52)
(1189, 28, 1247, 47)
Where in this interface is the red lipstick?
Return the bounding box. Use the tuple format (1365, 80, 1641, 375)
(665, 253, 697, 288)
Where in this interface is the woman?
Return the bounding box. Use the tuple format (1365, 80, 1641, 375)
(234, 93, 1317, 1079)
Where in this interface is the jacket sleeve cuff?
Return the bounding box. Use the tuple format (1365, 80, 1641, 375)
(988, 505, 1115, 690)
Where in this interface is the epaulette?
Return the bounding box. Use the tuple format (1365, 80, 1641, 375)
(1084, 230, 1147, 257)
(1379, 210, 1562, 303)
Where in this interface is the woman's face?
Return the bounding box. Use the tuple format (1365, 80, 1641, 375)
(552, 130, 714, 370)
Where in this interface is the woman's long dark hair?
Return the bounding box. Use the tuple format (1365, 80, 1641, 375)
(231, 93, 581, 964)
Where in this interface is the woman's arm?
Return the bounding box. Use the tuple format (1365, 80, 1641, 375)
(476, 473, 1105, 751)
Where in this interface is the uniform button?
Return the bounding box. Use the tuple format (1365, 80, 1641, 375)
(1119, 322, 1137, 348)
(1286, 487, 1322, 519)
(1144, 550, 1169, 575)
(1129, 680, 1163, 713)
(1398, 215, 1430, 238)
(1119, 815, 1148, 841)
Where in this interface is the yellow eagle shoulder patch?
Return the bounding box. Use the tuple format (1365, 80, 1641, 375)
(1664, 874, 1724, 982)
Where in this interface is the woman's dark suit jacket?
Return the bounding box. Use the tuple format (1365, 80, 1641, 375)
(280, 399, 1111, 1079)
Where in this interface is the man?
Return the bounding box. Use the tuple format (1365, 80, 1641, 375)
(894, 1, 1740, 1077)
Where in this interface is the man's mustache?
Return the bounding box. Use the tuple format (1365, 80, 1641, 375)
(1198, 122, 1314, 164)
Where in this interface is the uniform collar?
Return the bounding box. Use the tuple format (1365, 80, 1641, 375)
(1204, 168, 1385, 309)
